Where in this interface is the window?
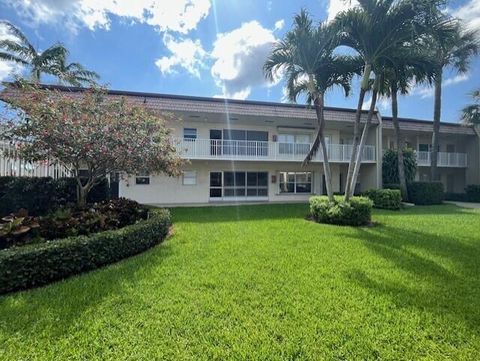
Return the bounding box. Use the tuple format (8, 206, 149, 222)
(419, 143, 429, 152)
(183, 128, 197, 140)
(135, 172, 150, 185)
(183, 171, 197, 185)
(279, 172, 312, 194)
(209, 171, 268, 199)
(278, 134, 316, 156)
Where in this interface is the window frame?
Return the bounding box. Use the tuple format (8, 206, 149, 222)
(135, 172, 150, 185)
(209, 171, 268, 201)
(182, 170, 197, 185)
(278, 171, 313, 194)
(183, 128, 197, 140)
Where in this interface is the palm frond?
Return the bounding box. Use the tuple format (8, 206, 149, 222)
(0, 20, 36, 55)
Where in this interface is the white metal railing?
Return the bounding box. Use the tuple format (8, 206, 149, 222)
(0, 141, 71, 178)
(175, 138, 376, 162)
(417, 151, 467, 167)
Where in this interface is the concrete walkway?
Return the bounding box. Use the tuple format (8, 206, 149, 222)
(444, 201, 480, 209)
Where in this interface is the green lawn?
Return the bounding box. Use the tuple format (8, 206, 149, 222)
(1, 204, 480, 360)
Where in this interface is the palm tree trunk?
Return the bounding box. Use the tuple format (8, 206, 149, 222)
(313, 95, 334, 201)
(345, 63, 371, 201)
(349, 83, 379, 198)
(431, 71, 442, 181)
(391, 84, 408, 200)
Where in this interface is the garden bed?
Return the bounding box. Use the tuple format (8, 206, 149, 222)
(0, 208, 171, 294)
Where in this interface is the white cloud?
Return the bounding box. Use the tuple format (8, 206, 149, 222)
(155, 34, 207, 78)
(5, 0, 211, 34)
(210, 21, 278, 100)
(450, 0, 480, 32)
(326, 0, 359, 22)
(412, 74, 470, 99)
(274, 19, 285, 31)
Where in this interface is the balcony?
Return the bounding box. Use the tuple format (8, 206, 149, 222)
(175, 138, 376, 163)
(417, 151, 467, 168)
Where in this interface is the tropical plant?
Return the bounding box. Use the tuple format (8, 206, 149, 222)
(377, 46, 435, 200)
(1, 82, 183, 206)
(332, 0, 440, 200)
(382, 148, 417, 186)
(264, 10, 358, 201)
(0, 20, 98, 85)
(461, 88, 480, 126)
(426, 17, 479, 180)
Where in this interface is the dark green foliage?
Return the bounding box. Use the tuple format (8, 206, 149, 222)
(444, 193, 467, 202)
(39, 199, 147, 241)
(408, 182, 444, 205)
(309, 195, 373, 226)
(465, 185, 480, 202)
(0, 209, 41, 249)
(364, 189, 402, 210)
(0, 177, 110, 217)
(0, 209, 170, 294)
(382, 149, 417, 185)
(383, 183, 401, 190)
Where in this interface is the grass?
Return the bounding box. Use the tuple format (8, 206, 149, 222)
(1, 204, 480, 360)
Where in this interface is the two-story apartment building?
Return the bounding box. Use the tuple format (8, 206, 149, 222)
(104, 89, 477, 206)
(2, 86, 478, 205)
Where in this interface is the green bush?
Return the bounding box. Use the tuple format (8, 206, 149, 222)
(364, 189, 402, 210)
(0, 209, 171, 294)
(309, 196, 373, 226)
(408, 182, 444, 205)
(444, 192, 467, 202)
(0, 177, 110, 216)
(465, 185, 480, 202)
(382, 148, 417, 185)
(383, 183, 400, 190)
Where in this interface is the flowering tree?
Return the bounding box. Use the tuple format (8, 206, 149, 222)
(1, 82, 183, 206)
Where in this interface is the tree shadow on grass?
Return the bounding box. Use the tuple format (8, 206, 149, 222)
(0, 241, 175, 340)
(345, 221, 480, 333)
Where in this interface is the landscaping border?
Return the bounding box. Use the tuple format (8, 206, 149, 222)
(0, 209, 171, 294)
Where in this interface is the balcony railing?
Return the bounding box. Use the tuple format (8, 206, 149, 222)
(175, 138, 376, 163)
(417, 151, 467, 167)
(1, 141, 71, 178)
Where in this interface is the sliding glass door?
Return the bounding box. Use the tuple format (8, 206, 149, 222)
(209, 171, 268, 200)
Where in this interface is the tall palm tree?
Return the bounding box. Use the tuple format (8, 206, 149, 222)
(332, 0, 439, 200)
(461, 88, 480, 126)
(427, 19, 479, 180)
(52, 59, 99, 87)
(0, 20, 98, 85)
(378, 47, 435, 200)
(264, 10, 357, 201)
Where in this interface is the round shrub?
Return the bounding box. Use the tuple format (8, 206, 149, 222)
(309, 196, 373, 226)
(364, 189, 402, 210)
(465, 185, 480, 202)
(408, 182, 444, 205)
(0, 209, 171, 294)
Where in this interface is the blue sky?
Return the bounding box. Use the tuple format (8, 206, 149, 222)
(0, 0, 479, 123)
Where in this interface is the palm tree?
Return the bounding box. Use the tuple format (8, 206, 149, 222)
(264, 10, 357, 201)
(332, 0, 439, 200)
(378, 47, 435, 200)
(52, 59, 99, 87)
(0, 20, 98, 85)
(461, 88, 480, 126)
(427, 19, 479, 180)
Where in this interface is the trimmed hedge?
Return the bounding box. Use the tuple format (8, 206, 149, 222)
(364, 189, 402, 210)
(0, 209, 171, 294)
(408, 182, 444, 205)
(465, 185, 480, 202)
(310, 196, 373, 226)
(0, 176, 110, 216)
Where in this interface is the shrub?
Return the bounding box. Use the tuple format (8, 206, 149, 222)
(408, 182, 444, 205)
(444, 192, 467, 202)
(382, 148, 417, 185)
(0, 177, 110, 217)
(364, 189, 402, 210)
(383, 183, 400, 190)
(0, 209, 171, 294)
(465, 185, 480, 202)
(310, 196, 373, 226)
